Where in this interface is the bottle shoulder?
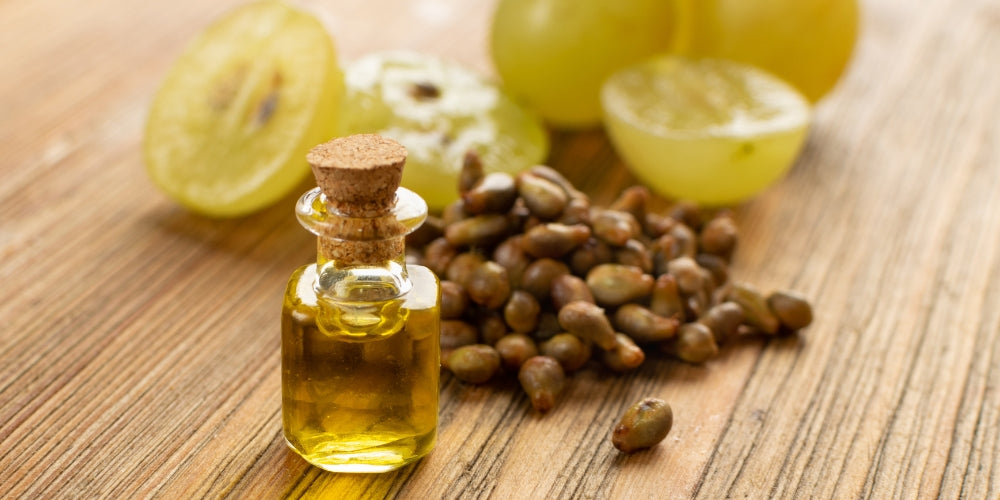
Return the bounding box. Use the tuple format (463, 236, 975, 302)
(285, 263, 319, 309)
(405, 265, 440, 312)
(285, 263, 438, 312)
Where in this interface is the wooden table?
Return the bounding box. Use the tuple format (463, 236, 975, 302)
(2, 0, 998, 497)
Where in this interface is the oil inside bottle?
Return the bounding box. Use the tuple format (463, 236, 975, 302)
(282, 264, 440, 472)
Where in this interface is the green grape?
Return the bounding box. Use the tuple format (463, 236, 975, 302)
(601, 56, 811, 205)
(339, 51, 549, 211)
(681, 0, 859, 102)
(144, 0, 342, 217)
(491, 0, 679, 128)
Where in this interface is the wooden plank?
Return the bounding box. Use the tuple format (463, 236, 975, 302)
(1, 0, 999, 498)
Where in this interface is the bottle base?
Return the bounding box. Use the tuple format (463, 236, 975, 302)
(284, 431, 435, 473)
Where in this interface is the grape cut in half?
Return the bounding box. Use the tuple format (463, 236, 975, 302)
(144, 0, 342, 217)
(339, 51, 549, 211)
(601, 56, 811, 206)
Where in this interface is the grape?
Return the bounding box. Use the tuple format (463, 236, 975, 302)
(490, 0, 679, 128)
(681, 0, 859, 102)
(340, 51, 549, 211)
(144, 0, 342, 217)
(601, 56, 811, 205)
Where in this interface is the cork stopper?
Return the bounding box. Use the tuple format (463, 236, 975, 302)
(307, 134, 407, 217)
(305, 134, 413, 266)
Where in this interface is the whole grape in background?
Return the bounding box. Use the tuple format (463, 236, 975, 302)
(491, 0, 679, 129)
(680, 0, 860, 102)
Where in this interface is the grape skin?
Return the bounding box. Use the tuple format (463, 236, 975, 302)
(491, 0, 678, 128)
(682, 0, 860, 102)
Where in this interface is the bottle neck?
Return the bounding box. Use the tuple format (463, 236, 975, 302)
(316, 233, 406, 267)
(296, 187, 427, 302)
(315, 235, 411, 302)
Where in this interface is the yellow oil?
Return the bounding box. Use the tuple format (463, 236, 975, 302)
(282, 264, 440, 472)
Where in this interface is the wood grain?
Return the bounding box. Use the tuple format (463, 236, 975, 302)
(2, 0, 999, 498)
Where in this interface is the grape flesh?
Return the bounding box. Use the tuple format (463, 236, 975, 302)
(491, 0, 679, 128)
(144, 0, 342, 217)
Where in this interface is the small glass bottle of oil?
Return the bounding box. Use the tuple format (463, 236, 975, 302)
(282, 134, 440, 472)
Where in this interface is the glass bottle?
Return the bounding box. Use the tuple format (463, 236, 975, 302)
(281, 134, 440, 472)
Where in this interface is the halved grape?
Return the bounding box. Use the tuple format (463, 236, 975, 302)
(145, 0, 342, 217)
(601, 56, 811, 205)
(340, 51, 549, 211)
